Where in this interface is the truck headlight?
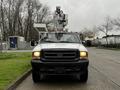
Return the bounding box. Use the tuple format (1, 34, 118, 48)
(32, 51, 41, 60)
(80, 51, 88, 59)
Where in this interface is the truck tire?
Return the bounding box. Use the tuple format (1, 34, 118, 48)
(77, 69, 88, 83)
(32, 70, 41, 83)
(80, 69, 88, 82)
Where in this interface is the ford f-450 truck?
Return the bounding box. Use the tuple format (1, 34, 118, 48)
(31, 32, 89, 83)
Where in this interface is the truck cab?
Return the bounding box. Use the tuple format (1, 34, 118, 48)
(31, 32, 89, 83)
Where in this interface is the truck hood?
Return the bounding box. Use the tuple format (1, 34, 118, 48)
(33, 43, 87, 52)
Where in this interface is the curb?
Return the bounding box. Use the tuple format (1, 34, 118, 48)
(6, 69, 32, 90)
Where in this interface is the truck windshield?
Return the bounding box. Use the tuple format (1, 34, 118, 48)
(40, 33, 81, 43)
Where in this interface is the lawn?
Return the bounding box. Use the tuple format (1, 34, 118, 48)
(0, 52, 31, 90)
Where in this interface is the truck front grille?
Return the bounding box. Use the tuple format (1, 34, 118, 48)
(41, 49, 79, 62)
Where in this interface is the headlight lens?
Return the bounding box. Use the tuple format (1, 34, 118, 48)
(80, 51, 88, 59)
(32, 51, 41, 60)
(33, 52, 40, 57)
(80, 51, 87, 57)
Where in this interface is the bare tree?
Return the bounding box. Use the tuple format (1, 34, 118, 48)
(112, 17, 120, 30)
(0, 0, 5, 35)
(91, 26, 100, 39)
(0, 0, 4, 52)
(23, 0, 50, 41)
(82, 27, 98, 40)
(0, 0, 51, 42)
(97, 16, 113, 46)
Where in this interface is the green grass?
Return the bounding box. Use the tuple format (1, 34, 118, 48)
(0, 52, 31, 90)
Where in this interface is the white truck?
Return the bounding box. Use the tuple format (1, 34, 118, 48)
(31, 32, 89, 83)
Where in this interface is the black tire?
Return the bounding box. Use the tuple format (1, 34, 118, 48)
(80, 69, 88, 83)
(77, 69, 88, 83)
(32, 70, 41, 83)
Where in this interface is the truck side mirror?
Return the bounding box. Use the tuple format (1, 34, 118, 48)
(31, 40, 35, 46)
(82, 41, 86, 46)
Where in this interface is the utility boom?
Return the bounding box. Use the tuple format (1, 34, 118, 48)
(53, 6, 68, 32)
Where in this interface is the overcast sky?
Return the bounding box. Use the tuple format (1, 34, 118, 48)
(40, 0, 120, 33)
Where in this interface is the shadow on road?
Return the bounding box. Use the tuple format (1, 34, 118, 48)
(36, 75, 86, 86)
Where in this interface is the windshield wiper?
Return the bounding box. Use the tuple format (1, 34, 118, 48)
(59, 41, 71, 43)
(59, 41, 79, 43)
(43, 40, 56, 43)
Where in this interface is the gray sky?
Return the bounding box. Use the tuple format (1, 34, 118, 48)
(40, 0, 120, 33)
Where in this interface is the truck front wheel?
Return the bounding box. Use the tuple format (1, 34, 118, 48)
(80, 69, 88, 82)
(77, 69, 88, 83)
(32, 70, 42, 83)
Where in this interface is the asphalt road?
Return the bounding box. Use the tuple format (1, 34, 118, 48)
(15, 47, 120, 90)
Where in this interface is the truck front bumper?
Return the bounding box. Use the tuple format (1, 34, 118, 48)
(31, 60, 89, 75)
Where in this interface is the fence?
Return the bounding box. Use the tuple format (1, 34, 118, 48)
(92, 35, 120, 48)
